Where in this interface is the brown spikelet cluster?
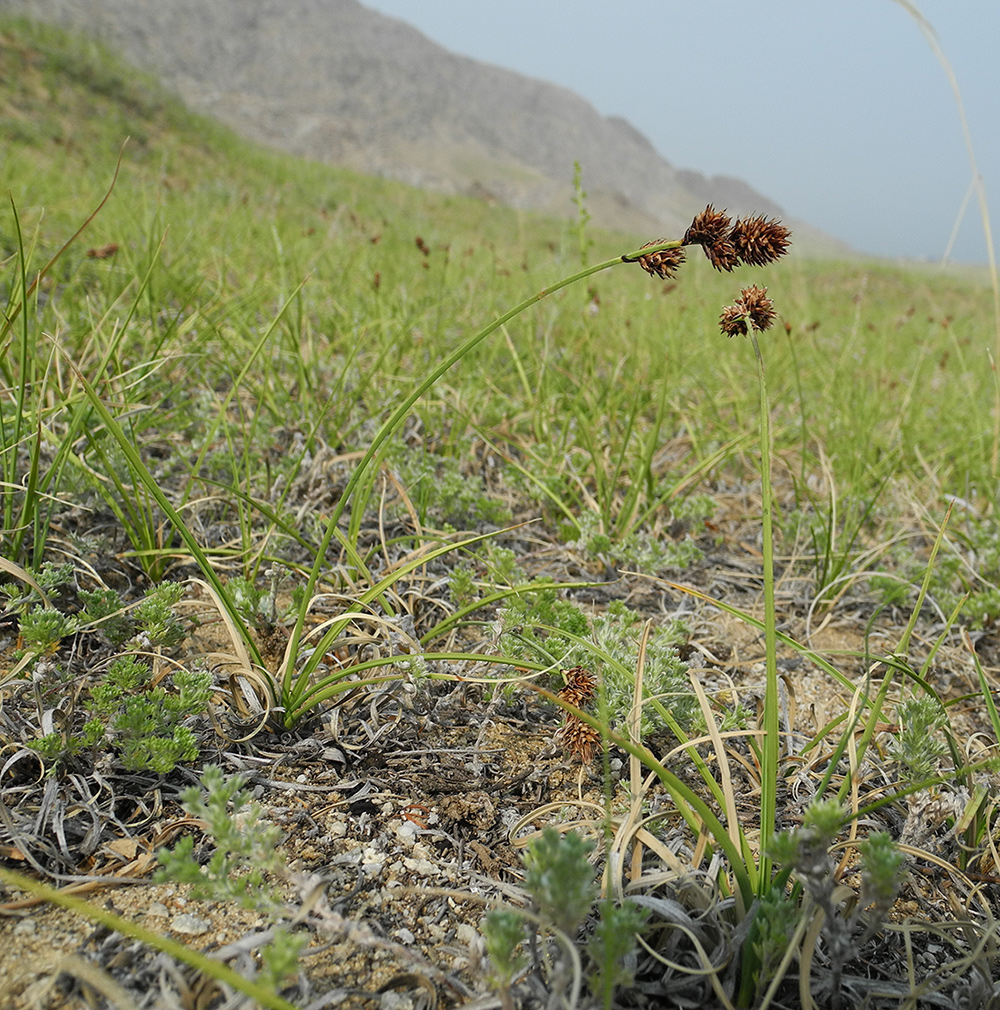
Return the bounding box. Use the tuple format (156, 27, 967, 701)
(634, 241, 686, 280)
(719, 285, 777, 337)
(719, 304, 749, 338)
(554, 666, 601, 763)
(628, 206, 789, 341)
(628, 205, 790, 285)
(683, 205, 739, 271)
(681, 205, 791, 273)
(732, 215, 792, 267)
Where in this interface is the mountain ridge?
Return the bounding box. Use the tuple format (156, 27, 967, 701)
(0, 0, 848, 252)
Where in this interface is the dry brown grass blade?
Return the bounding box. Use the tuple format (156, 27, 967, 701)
(632, 917, 737, 1010)
(797, 891, 832, 1010)
(688, 669, 743, 858)
(508, 801, 607, 854)
(0, 555, 49, 605)
(7, 953, 136, 1010)
(189, 577, 255, 677)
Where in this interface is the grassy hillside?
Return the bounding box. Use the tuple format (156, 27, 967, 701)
(2, 16, 1000, 1009)
(2, 17, 995, 507)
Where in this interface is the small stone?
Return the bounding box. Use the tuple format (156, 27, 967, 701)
(171, 913, 211, 935)
(393, 927, 415, 944)
(12, 918, 37, 937)
(146, 902, 170, 918)
(402, 857, 437, 876)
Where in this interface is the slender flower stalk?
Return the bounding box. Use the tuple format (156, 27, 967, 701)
(281, 232, 694, 705)
(716, 282, 782, 889)
(751, 326, 780, 889)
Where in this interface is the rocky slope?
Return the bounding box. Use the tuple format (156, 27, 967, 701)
(0, 0, 846, 249)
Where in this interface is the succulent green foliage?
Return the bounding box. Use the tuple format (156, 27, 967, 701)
(767, 799, 907, 1000)
(131, 580, 186, 649)
(748, 884, 800, 1001)
(20, 579, 203, 774)
(859, 831, 907, 917)
(78, 587, 134, 645)
(482, 909, 528, 989)
(590, 600, 693, 736)
(17, 606, 78, 655)
(498, 582, 591, 667)
(157, 765, 285, 908)
(487, 828, 647, 1009)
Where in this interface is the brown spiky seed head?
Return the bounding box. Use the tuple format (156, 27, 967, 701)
(719, 285, 777, 337)
(732, 216, 792, 267)
(704, 237, 739, 272)
(559, 666, 597, 705)
(683, 205, 739, 272)
(719, 304, 749, 338)
(555, 716, 601, 764)
(683, 204, 732, 247)
(635, 241, 686, 280)
(555, 666, 599, 762)
(739, 285, 777, 331)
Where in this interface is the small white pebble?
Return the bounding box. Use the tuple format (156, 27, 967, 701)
(146, 902, 170, 918)
(402, 857, 437, 876)
(171, 913, 211, 935)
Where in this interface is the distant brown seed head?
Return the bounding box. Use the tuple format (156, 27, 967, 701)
(634, 240, 686, 279)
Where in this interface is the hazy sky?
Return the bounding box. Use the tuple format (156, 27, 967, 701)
(361, 1, 998, 264)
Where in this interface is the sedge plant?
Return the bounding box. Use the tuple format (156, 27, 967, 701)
(272, 206, 791, 729)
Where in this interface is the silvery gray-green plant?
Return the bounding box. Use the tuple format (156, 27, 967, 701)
(483, 827, 647, 1010)
(766, 799, 907, 1003)
(155, 765, 309, 990)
